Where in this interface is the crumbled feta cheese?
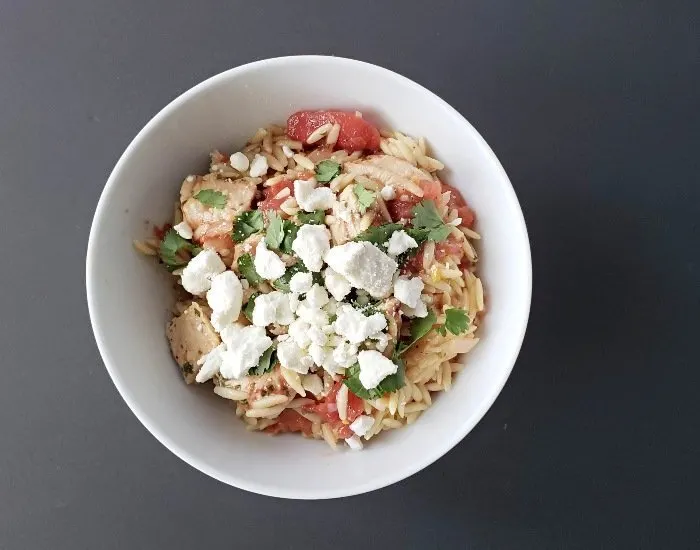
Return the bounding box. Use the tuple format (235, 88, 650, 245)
(288, 319, 311, 348)
(332, 341, 358, 368)
(323, 267, 352, 301)
(173, 221, 193, 240)
(308, 325, 328, 346)
(308, 343, 326, 367)
(180, 249, 226, 295)
(357, 350, 398, 389)
(324, 241, 397, 298)
(402, 297, 428, 318)
(195, 343, 226, 383)
(386, 230, 418, 257)
(254, 240, 286, 280)
(206, 271, 243, 331)
(218, 324, 272, 379)
(295, 301, 329, 326)
(252, 291, 295, 327)
(393, 276, 425, 308)
(281, 144, 294, 158)
(291, 224, 330, 272)
(229, 151, 250, 172)
(302, 373, 323, 396)
(277, 341, 310, 374)
(305, 284, 329, 308)
(345, 435, 363, 451)
(288, 293, 300, 313)
(321, 352, 345, 375)
(324, 298, 338, 316)
(380, 185, 396, 201)
(293, 178, 336, 212)
(249, 153, 268, 177)
(334, 304, 387, 344)
(289, 271, 313, 294)
(349, 415, 375, 437)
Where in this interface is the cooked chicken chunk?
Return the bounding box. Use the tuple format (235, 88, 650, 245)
(382, 297, 402, 357)
(345, 155, 434, 196)
(329, 184, 379, 245)
(166, 302, 220, 383)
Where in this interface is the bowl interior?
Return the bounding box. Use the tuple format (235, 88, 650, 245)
(87, 57, 531, 499)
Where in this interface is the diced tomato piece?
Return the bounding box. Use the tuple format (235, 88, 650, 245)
(302, 381, 364, 436)
(257, 179, 294, 212)
(435, 237, 463, 260)
(421, 180, 443, 201)
(265, 409, 313, 436)
(386, 180, 437, 222)
(442, 182, 475, 228)
(287, 110, 380, 152)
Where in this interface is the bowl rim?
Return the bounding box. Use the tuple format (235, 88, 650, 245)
(86, 55, 532, 499)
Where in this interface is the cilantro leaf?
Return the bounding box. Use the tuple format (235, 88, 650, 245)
(353, 183, 376, 214)
(273, 262, 321, 291)
(343, 362, 405, 399)
(280, 220, 298, 254)
(249, 346, 276, 376)
(437, 308, 470, 336)
(237, 253, 263, 285)
(395, 310, 437, 355)
(297, 210, 326, 225)
(194, 189, 227, 209)
(159, 229, 200, 270)
(411, 200, 451, 242)
(265, 211, 285, 250)
(232, 210, 264, 242)
(243, 292, 260, 322)
(354, 223, 403, 249)
(315, 160, 341, 183)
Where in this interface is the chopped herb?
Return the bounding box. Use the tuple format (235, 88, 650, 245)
(237, 254, 263, 285)
(411, 200, 451, 242)
(297, 210, 326, 225)
(274, 262, 320, 291)
(280, 220, 298, 254)
(265, 211, 285, 250)
(159, 229, 201, 271)
(395, 310, 437, 355)
(436, 308, 470, 336)
(315, 160, 341, 183)
(249, 346, 276, 376)
(243, 292, 260, 322)
(194, 189, 227, 209)
(232, 210, 264, 242)
(343, 362, 405, 399)
(353, 182, 376, 214)
(354, 223, 403, 249)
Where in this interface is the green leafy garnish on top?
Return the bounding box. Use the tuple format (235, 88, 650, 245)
(394, 309, 437, 355)
(159, 229, 201, 271)
(436, 308, 470, 336)
(237, 253, 263, 285)
(315, 160, 341, 183)
(194, 189, 227, 209)
(353, 182, 376, 214)
(297, 210, 326, 225)
(273, 262, 320, 292)
(411, 200, 451, 242)
(354, 223, 403, 248)
(243, 292, 260, 322)
(249, 346, 276, 376)
(232, 210, 264, 242)
(265, 211, 285, 250)
(343, 362, 405, 399)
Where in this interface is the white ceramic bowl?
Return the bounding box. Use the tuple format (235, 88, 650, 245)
(86, 56, 531, 499)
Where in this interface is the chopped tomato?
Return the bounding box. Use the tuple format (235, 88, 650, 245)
(257, 179, 294, 212)
(265, 409, 313, 436)
(303, 381, 363, 437)
(401, 243, 425, 275)
(401, 236, 465, 276)
(421, 180, 442, 201)
(386, 180, 438, 221)
(287, 110, 380, 152)
(442, 182, 475, 228)
(435, 236, 463, 260)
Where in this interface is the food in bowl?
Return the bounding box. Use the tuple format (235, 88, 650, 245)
(134, 109, 484, 451)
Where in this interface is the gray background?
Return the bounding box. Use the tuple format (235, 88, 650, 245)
(1, 0, 698, 548)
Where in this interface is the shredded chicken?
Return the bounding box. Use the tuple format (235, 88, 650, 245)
(383, 297, 402, 357)
(329, 184, 378, 245)
(345, 155, 434, 196)
(166, 303, 220, 383)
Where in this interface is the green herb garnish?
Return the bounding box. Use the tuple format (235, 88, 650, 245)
(265, 211, 285, 249)
(249, 346, 276, 376)
(280, 220, 298, 254)
(232, 210, 264, 242)
(297, 210, 326, 225)
(273, 262, 306, 292)
(436, 308, 470, 336)
(394, 310, 437, 356)
(343, 362, 405, 399)
(354, 223, 403, 248)
(353, 182, 376, 214)
(237, 253, 263, 285)
(411, 200, 451, 242)
(315, 160, 341, 183)
(243, 292, 260, 322)
(158, 229, 201, 270)
(194, 189, 227, 209)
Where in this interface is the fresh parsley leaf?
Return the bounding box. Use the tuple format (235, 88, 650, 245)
(232, 210, 264, 242)
(315, 160, 341, 183)
(297, 210, 326, 225)
(280, 220, 298, 254)
(395, 310, 437, 355)
(237, 253, 263, 285)
(243, 292, 260, 322)
(159, 229, 200, 270)
(343, 362, 405, 399)
(437, 308, 470, 336)
(249, 346, 276, 376)
(265, 211, 285, 249)
(354, 223, 403, 249)
(411, 200, 451, 242)
(353, 182, 376, 214)
(273, 262, 321, 291)
(194, 189, 227, 209)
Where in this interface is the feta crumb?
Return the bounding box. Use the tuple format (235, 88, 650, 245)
(195, 343, 226, 383)
(229, 151, 250, 172)
(281, 145, 294, 158)
(324, 298, 338, 316)
(173, 221, 193, 240)
(349, 415, 375, 437)
(186, 175, 195, 183)
(334, 304, 387, 344)
(323, 267, 352, 301)
(249, 153, 268, 177)
(321, 351, 345, 375)
(393, 276, 425, 308)
(305, 284, 329, 308)
(252, 291, 295, 327)
(386, 230, 418, 257)
(308, 325, 328, 346)
(294, 178, 336, 212)
(218, 324, 272, 379)
(180, 249, 226, 295)
(324, 241, 397, 298)
(288, 319, 311, 348)
(402, 297, 428, 318)
(206, 271, 243, 331)
(288, 293, 300, 313)
(292, 224, 331, 272)
(277, 341, 310, 374)
(373, 332, 390, 352)
(345, 435, 363, 451)
(380, 185, 396, 201)
(295, 300, 329, 327)
(308, 343, 326, 367)
(254, 240, 286, 280)
(332, 341, 358, 368)
(357, 350, 398, 389)
(289, 271, 313, 294)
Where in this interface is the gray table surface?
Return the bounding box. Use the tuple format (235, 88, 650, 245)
(2, 1, 699, 548)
